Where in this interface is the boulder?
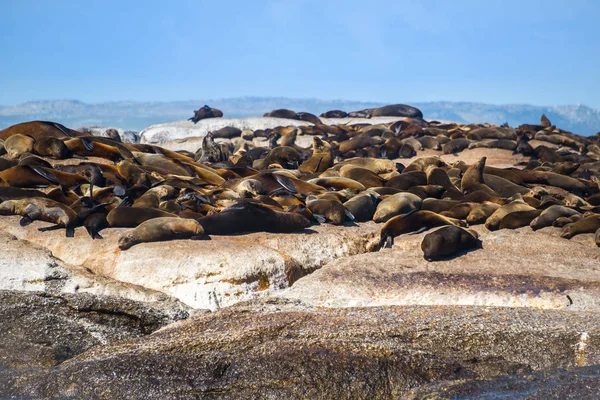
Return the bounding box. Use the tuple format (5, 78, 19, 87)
(1, 299, 599, 399)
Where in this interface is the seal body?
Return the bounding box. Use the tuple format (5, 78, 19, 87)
(421, 226, 481, 261)
(119, 218, 207, 250)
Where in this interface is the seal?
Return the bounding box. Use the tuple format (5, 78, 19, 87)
(443, 138, 471, 154)
(385, 171, 427, 190)
(0, 120, 85, 141)
(343, 193, 378, 222)
(461, 157, 498, 196)
(320, 110, 348, 118)
(373, 192, 422, 223)
(484, 201, 536, 230)
(560, 214, 600, 239)
(197, 201, 311, 235)
(33, 136, 72, 159)
(307, 176, 365, 192)
(368, 104, 423, 118)
(298, 137, 333, 174)
(295, 112, 322, 125)
(188, 105, 223, 123)
(498, 209, 542, 229)
(465, 202, 501, 225)
(339, 165, 385, 188)
(83, 212, 108, 239)
(306, 197, 350, 225)
(421, 226, 481, 261)
(3, 134, 35, 159)
(530, 205, 580, 231)
(107, 206, 179, 228)
(263, 109, 297, 119)
(378, 210, 466, 249)
(118, 217, 208, 250)
(0, 197, 77, 236)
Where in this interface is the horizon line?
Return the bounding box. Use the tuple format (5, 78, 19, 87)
(0, 97, 595, 112)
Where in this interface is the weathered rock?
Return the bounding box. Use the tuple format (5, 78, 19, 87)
(279, 226, 600, 310)
(139, 118, 310, 144)
(0, 290, 190, 369)
(0, 231, 188, 311)
(0, 216, 379, 310)
(77, 126, 140, 143)
(409, 364, 600, 399)
(1, 299, 600, 399)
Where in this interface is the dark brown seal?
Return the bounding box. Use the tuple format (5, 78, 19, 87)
(421, 226, 481, 261)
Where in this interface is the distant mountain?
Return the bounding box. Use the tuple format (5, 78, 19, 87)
(1, 98, 599, 136)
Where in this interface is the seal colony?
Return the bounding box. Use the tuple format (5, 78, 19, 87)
(0, 108, 599, 256)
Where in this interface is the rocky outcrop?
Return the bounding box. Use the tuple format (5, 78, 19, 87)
(0, 217, 379, 310)
(0, 290, 191, 370)
(1, 299, 599, 399)
(279, 226, 600, 310)
(409, 364, 600, 399)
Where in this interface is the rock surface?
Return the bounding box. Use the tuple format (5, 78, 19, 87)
(0, 290, 190, 370)
(1, 299, 599, 399)
(409, 364, 600, 399)
(138, 116, 414, 144)
(279, 225, 600, 310)
(0, 217, 379, 310)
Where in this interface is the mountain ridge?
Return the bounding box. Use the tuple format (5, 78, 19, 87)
(1, 98, 599, 136)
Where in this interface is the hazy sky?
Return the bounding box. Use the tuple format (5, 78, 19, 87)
(1, 0, 598, 108)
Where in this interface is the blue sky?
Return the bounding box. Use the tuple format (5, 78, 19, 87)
(1, 0, 598, 108)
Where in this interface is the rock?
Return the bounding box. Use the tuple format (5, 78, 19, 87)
(0, 231, 189, 310)
(139, 118, 310, 145)
(409, 364, 600, 399)
(77, 126, 140, 143)
(0, 290, 190, 369)
(1, 299, 600, 399)
(279, 226, 600, 310)
(0, 216, 379, 310)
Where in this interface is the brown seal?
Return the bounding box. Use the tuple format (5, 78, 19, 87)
(298, 137, 333, 174)
(295, 112, 322, 125)
(0, 197, 77, 236)
(263, 109, 297, 119)
(339, 165, 385, 188)
(306, 197, 349, 225)
(379, 210, 466, 249)
(197, 202, 311, 235)
(560, 214, 600, 239)
(188, 105, 223, 123)
(320, 110, 348, 118)
(343, 193, 378, 222)
(461, 157, 498, 196)
(3, 134, 35, 159)
(107, 206, 179, 228)
(498, 209, 542, 229)
(373, 192, 422, 223)
(530, 205, 580, 231)
(118, 217, 208, 250)
(421, 226, 481, 261)
(484, 202, 536, 230)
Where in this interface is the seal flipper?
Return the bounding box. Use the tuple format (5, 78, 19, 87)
(28, 165, 60, 186)
(38, 224, 65, 232)
(312, 214, 327, 224)
(314, 157, 323, 173)
(79, 137, 94, 152)
(273, 173, 297, 194)
(66, 226, 75, 237)
(85, 226, 103, 240)
(20, 214, 33, 227)
(344, 209, 355, 221)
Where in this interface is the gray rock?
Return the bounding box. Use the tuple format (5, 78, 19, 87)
(1, 300, 599, 399)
